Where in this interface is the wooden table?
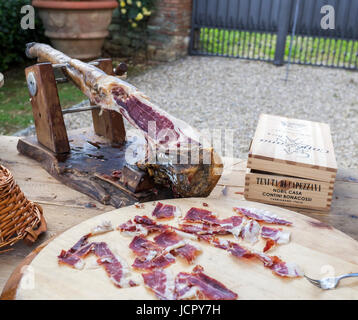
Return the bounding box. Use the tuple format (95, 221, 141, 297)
(1, 135, 358, 294)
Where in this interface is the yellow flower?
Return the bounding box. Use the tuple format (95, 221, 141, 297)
(120, 0, 126, 7)
(121, 8, 126, 14)
(135, 12, 143, 21)
(136, 1, 142, 7)
(142, 7, 151, 16)
(131, 22, 137, 28)
(127, 0, 132, 5)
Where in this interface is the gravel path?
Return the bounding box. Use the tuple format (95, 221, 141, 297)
(24, 57, 358, 168)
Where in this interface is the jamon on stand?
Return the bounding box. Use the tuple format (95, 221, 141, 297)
(25, 43, 223, 197)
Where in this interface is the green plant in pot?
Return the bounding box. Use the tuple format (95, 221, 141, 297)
(32, 0, 119, 60)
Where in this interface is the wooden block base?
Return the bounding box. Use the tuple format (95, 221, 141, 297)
(17, 128, 173, 208)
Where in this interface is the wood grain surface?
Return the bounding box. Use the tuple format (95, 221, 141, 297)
(1, 135, 358, 298)
(12, 198, 358, 300)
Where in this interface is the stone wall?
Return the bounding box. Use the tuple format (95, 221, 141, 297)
(105, 0, 193, 61)
(105, 7, 148, 60)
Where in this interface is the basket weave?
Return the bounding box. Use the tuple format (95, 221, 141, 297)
(0, 165, 46, 252)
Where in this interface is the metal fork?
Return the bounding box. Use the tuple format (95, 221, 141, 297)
(304, 273, 358, 290)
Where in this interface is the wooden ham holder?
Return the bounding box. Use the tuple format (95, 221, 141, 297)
(17, 59, 173, 208)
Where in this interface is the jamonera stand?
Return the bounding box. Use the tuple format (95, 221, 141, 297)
(17, 59, 173, 208)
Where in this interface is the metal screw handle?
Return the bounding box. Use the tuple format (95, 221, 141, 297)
(27, 72, 37, 96)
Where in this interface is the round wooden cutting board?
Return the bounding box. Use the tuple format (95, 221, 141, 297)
(10, 198, 358, 299)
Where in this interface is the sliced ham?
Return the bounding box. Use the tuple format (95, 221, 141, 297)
(117, 219, 149, 237)
(152, 202, 181, 219)
(234, 207, 292, 226)
(175, 265, 238, 300)
(132, 252, 176, 270)
(228, 242, 256, 259)
(208, 237, 303, 278)
(58, 234, 92, 269)
(177, 223, 229, 236)
(261, 226, 291, 244)
(263, 239, 276, 253)
(184, 207, 218, 225)
(58, 236, 138, 287)
(142, 269, 176, 300)
(209, 237, 254, 259)
(240, 219, 261, 244)
(93, 242, 138, 287)
(129, 235, 174, 270)
(183, 207, 245, 237)
(154, 230, 201, 264)
(254, 252, 304, 278)
(129, 235, 161, 257)
(133, 215, 168, 233)
(143, 266, 238, 300)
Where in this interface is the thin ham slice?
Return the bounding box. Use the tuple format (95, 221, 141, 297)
(184, 207, 218, 224)
(263, 239, 276, 253)
(142, 269, 176, 300)
(177, 223, 229, 236)
(152, 202, 181, 219)
(261, 226, 291, 244)
(129, 235, 161, 256)
(208, 237, 303, 278)
(228, 242, 256, 259)
(93, 242, 138, 287)
(129, 235, 176, 270)
(254, 252, 304, 278)
(208, 237, 254, 259)
(133, 215, 168, 233)
(175, 265, 238, 300)
(58, 236, 138, 287)
(118, 215, 168, 237)
(58, 234, 93, 269)
(117, 219, 149, 237)
(143, 266, 238, 300)
(154, 230, 201, 264)
(132, 253, 176, 270)
(183, 207, 245, 237)
(234, 207, 292, 226)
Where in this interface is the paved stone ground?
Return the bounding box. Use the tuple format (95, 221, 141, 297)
(16, 56, 358, 168)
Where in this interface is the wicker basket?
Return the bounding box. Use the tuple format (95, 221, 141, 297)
(0, 165, 47, 252)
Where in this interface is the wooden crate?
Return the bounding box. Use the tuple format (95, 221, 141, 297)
(244, 114, 337, 211)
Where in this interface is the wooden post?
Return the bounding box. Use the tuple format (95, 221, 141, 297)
(91, 58, 126, 144)
(25, 63, 70, 154)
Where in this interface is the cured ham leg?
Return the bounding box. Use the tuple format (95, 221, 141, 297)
(25, 43, 223, 197)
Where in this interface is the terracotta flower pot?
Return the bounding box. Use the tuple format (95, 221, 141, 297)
(32, 0, 118, 59)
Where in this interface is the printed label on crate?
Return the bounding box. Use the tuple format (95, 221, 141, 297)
(255, 177, 322, 205)
(245, 173, 332, 209)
